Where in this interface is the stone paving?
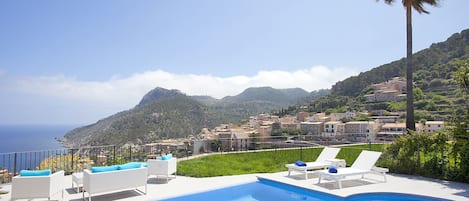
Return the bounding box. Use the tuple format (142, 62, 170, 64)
(1, 171, 468, 201)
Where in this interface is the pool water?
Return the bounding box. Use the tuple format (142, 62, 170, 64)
(158, 178, 449, 201)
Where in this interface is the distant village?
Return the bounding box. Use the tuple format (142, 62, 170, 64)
(144, 111, 445, 156)
(142, 77, 445, 154)
(144, 77, 445, 155)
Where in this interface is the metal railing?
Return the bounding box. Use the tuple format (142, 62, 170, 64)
(0, 135, 373, 184)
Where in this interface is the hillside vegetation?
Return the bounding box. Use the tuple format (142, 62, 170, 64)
(303, 29, 469, 121)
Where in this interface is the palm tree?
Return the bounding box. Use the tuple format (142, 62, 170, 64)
(379, 0, 439, 132)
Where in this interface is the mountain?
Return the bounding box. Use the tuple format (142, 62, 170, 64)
(190, 95, 219, 105)
(63, 86, 314, 146)
(136, 87, 183, 107)
(64, 92, 226, 146)
(222, 87, 310, 105)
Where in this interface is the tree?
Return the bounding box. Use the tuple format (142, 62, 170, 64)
(379, 0, 439, 132)
(453, 59, 469, 95)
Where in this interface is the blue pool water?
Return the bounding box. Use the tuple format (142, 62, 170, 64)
(159, 178, 449, 201)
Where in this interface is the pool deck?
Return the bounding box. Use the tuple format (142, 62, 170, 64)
(1, 171, 468, 201)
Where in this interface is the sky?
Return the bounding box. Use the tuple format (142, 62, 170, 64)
(0, 0, 468, 126)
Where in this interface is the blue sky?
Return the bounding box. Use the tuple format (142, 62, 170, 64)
(0, 0, 468, 125)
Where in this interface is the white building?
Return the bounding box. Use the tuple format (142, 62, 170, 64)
(330, 112, 357, 121)
(424, 121, 445, 134)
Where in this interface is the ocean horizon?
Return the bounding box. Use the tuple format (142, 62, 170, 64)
(0, 124, 76, 153)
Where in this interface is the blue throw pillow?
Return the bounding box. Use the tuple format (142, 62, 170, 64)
(20, 169, 51, 176)
(126, 162, 148, 168)
(91, 165, 119, 173)
(295, 160, 306, 167)
(118, 162, 143, 170)
(328, 166, 338, 173)
(162, 154, 173, 160)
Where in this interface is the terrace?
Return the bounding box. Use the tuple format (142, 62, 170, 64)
(0, 137, 468, 200)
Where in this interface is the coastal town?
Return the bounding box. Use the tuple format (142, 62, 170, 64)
(143, 111, 445, 156)
(143, 77, 445, 155)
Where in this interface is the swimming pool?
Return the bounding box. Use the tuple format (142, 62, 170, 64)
(158, 178, 449, 201)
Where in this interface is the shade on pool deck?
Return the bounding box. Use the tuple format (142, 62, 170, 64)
(0, 171, 468, 201)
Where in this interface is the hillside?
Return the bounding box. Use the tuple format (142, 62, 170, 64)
(331, 29, 469, 96)
(63, 87, 314, 146)
(306, 29, 469, 121)
(64, 93, 226, 146)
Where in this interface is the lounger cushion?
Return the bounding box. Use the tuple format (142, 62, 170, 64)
(295, 160, 306, 166)
(20, 169, 51, 176)
(328, 166, 338, 173)
(91, 165, 119, 173)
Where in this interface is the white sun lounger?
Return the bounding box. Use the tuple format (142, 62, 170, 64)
(316, 150, 385, 189)
(285, 147, 341, 179)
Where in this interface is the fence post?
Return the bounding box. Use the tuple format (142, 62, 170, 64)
(300, 146, 303, 161)
(113, 146, 116, 165)
(13, 153, 17, 176)
(71, 149, 74, 173)
(129, 146, 132, 162)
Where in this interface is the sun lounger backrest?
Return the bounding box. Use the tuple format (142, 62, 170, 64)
(315, 147, 341, 163)
(351, 150, 382, 170)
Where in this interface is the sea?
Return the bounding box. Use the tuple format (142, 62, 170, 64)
(0, 125, 76, 172)
(0, 125, 75, 153)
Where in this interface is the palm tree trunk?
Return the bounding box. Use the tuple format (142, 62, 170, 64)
(406, 2, 419, 168)
(406, 4, 416, 132)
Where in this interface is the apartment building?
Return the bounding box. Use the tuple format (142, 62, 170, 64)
(308, 113, 326, 122)
(344, 121, 378, 142)
(281, 122, 299, 130)
(217, 129, 250, 151)
(376, 123, 406, 141)
(296, 112, 310, 122)
(323, 121, 345, 138)
(300, 122, 324, 136)
(365, 90, 406, 102)
(330, 112, 357, 121)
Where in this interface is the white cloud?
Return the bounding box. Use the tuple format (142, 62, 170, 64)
(9, 66, 357, 111)
(0, 66, 358, 124)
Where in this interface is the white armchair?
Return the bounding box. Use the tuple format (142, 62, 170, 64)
(11, 170, 65, 201)
(147, 157, 177, 182)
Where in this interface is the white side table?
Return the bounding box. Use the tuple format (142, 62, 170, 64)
(72, 172, 83, 193)
(326, 159, 346, 168)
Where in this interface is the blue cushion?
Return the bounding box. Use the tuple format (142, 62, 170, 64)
(328, 166, 338, 173)
(20, 169, 51, 176)
(295, 160, 306, 167)
(126, 162, 148, 168)
(118, 162, 143, 170)
(91, 165, 119, 173)
(161, 154, 172, 160)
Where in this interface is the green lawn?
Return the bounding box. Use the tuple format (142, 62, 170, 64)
(177, 144, 387, 177)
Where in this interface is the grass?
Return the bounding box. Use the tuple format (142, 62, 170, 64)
(177, 144, 387, 177)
